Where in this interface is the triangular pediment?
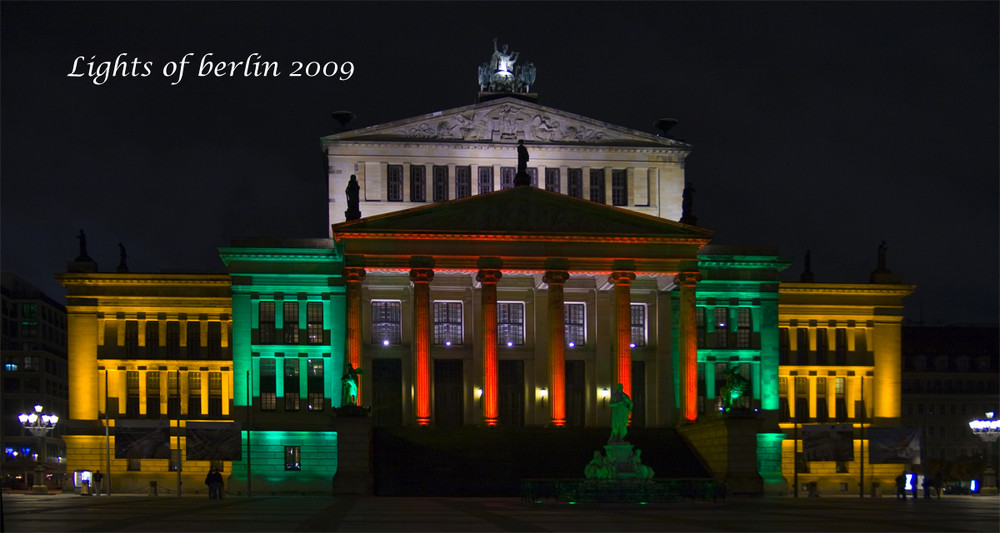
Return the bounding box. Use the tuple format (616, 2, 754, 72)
(332, 186, 711, 242)
(322, 97, 688, 148)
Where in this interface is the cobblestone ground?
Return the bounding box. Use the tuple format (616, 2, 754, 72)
(2, 492, 998, 532)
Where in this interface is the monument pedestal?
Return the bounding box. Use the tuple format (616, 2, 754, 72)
(604, 443, 636, 478)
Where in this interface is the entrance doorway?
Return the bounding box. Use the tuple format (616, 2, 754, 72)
(565, 360, 586, 426)
(372, 358, 402, 426)
(434, 359, 464, 427)
(499, 359, 524, 427)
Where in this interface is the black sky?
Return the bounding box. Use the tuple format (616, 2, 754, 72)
(2, 1, 997, 325)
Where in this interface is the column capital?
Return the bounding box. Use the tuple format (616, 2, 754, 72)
(543, 270, 570, 286)
(476, 269, 502, 285)
(609, 270, 636, 286)
(674, 271, 701, 287)
(409, 268, 435, 284)
(343, 266, 367, 283)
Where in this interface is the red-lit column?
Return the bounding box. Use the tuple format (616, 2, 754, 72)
(676, 271, 700, 423)
(410, 267, 434, 426)
(610, 270, 636, 398)
(477, 267, 502, 426)
(344, 265, 366, 403)
(544, 270, 570, 427)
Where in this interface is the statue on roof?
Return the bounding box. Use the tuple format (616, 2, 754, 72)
(117, 242, 129, 273)
(345, 175, 361, 221)
(75, 229, 92, 262)
(479, 39, 534, 94)
(514, 139, 531, 186)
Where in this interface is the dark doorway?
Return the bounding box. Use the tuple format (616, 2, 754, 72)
(631, 361, 645, 428)
(499, 359, 524, 427)
(565, 360, 586, 427)
(372, 358, 402, 426)
(434, 359, 464, 427)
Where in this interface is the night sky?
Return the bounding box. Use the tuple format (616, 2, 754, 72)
(2, 2, 997, 325)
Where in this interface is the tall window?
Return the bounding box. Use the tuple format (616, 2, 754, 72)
(167, 371, 180, 418)
(737, 308, 752, 348)
(145, 321, 159, 357)
(284, 446, 301, 471)
(567, 169, 583, 198)
(714, 307, 729, 348)
(835, 328, 847, 365)
(284, 359, 300, 411)
(125, 321, 139, 358)
(283, 302, 299, 344)
(207, 322, 222, 359)
(497, 302, 524, 346)
(500, 167, 515, 189)
(433, 302, 463, 346)
(779, 328, 790, 364)
(208, 371, 223, 416)
(816, 328, 829, 363)
(611, 169, 627, 206)
(372, 300, 402, 345)
(146, 371, 160, 417)
(306, 302, 324, 345)
(545, 168, 560, 192)
(696, 307, 706, 347)
(564, 303, 585, 347)
(186, 321, 201, 358)
(188, 372, 202, 416)
(259, 302, 275, 344)
(816, 377, 828, 422)
(307, 359, 324, 411)
(630, 304, 646, 347)
(410, 164, 426, 202)
(478, 166, 494, 194)
(260, 359, 276, 411)
(526, 168, 538, 187)
(387, 165, 403, 201)
(166, 321, 180, 357)
(794, 376, 809, 421)
(455, 166, 471, 198)
(589, 169, 605, 203)
(126, 371, 140, 417)
(432, 165, 449, 202)
(796, 329, 810, 365)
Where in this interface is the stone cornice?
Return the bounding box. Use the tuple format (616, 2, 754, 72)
(779, 283, 916, 297)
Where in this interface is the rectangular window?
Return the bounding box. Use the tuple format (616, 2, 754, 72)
(714, 307, 729, 348)
(455, 166, 472, 198)
(816, 328, 829, 363)
(260, 359, 276, 411)
(145, 321, 159, 357)
(186, 321, 201, 358)
(589, 169, 605, 203)
(478, 166, 494, 194)
(166, 321, 180, 357)
(696, 307, 706, 348)
(258, 302, 275, 344)
(564, 303, 585, 347)
(567, 169, 583, 198)
(372, 300, 402, 345)
(125, 321, 139, 358)
(284, 446, 301, 471)
(432, 165, 449, 202)
(526, 168, 538, 187)
(779, 328, 790, 364)
(126, 371, 140, 417)
(307, 359, 324, 411)
(835, 328, 847, 365)
(410, 164, 426, 202)
(611, 169, 627, 206)
(796, 329, 810, 364)
(208, 371, 222, 416)
(284, 359, 300, 411)
(737, 308, 752, 348)
(283, 302, 299, 344)
(146, 371, 160, 417)
(207, 322, 222, 359)
(306, 302, 324, 345)
(433, 301, 463, 346)
(500, 167, 515, 189)
(630, 304, 647, 347)
(387, 165, 403, 201)
(188, 372, 202, 416)
(167, 371, 180, 418)
(545, 168, 560, 192)
(497, 302, 524, 346)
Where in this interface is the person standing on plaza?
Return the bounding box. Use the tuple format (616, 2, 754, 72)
(205, 470, 217, 499)
(211, 469, 224, 499)
(895, 473, 907, 500)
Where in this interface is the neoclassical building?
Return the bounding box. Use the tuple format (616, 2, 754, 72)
(55, 54, 915, 495)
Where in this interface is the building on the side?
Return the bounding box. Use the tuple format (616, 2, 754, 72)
(1, 272, 69, 490)
(901, 324, 999, 485)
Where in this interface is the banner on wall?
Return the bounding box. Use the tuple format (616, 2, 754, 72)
(801, 424, 854, 461)
(115, 420, 171, 459)
(186, 421, 242, 461)
(868, 427, 921, 464)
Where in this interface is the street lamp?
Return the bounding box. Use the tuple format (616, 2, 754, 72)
(969, 411, 999, 495)
(18, 404, 57, 494)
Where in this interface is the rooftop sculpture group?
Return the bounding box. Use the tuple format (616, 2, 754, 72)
(478, 38, 536, 93)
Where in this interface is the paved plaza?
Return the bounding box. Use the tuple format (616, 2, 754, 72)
(2, 492, 998, 532)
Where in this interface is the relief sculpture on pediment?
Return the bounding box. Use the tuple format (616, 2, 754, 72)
(397, 105, 612, 144)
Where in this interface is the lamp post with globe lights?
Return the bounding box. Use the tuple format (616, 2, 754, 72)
(18, 404, 58, 493)
(968, 411, 999, 494)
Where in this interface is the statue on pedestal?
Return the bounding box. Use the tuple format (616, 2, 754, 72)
(345, 175, 361, 221)
(76, 229, 92, 261)
(609, 383, 633, 443)
(341, 362, 363, 406)
(514, 140, 531, 186)
(719, 366, 750, 411)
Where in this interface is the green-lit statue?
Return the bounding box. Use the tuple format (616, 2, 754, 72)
(609, 383, 633, 443)
(341, 362, 364, 406)
(719, 366, 749, 411)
